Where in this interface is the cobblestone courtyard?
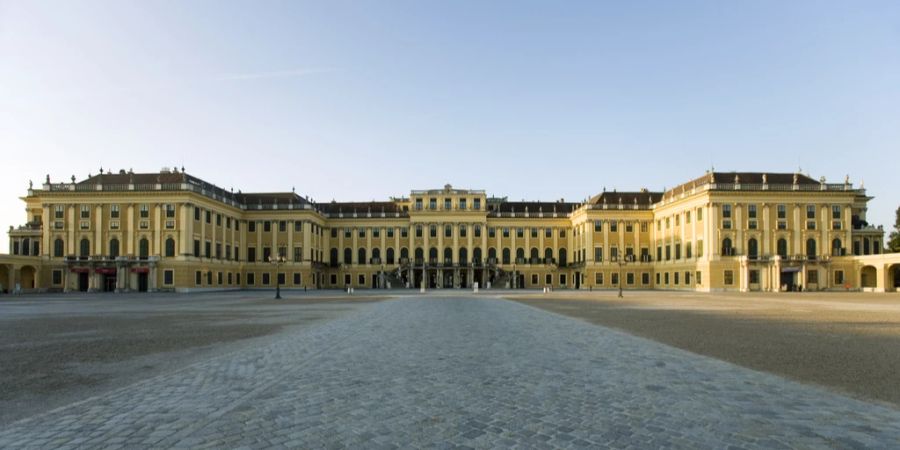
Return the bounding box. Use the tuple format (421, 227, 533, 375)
(2, 293, 900, 448)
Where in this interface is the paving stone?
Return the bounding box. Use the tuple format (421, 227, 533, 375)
(1, 297, 900, 448)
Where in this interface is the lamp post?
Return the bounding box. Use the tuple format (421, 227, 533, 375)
(269, 254, 286, 299)
(617, 254, 635, 298)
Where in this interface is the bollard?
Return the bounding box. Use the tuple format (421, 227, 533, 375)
(473, 282, 479, 293)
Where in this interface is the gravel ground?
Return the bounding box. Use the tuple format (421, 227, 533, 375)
(507, 290, 900, 407)
(0, 291, 385, 425)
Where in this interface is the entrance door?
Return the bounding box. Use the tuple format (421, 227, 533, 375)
(575, 272, 581, 289)
(103, 275, 117, 292)
(137, 273, 148, 292)
(372, 274, 378, 289)
(780, 270, 796, 292)
(444, 271, 453, 288)
(78, 272, 89, 292)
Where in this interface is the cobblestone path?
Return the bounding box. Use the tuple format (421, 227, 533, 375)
(2, 297, 899, 448)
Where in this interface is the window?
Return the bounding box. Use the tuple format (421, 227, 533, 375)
(674, 272, 679, 285)
(611, 273, 619, 285)
(777, 238, 788, 258)
(110, 205, 120, 218)
(262, 273, 270, 285)
(79, 238, 90, 258)
(675, 243, 681, 260)
(194, 207, 201, 221)
(835, 270, 844, 285)
(196, 271, 202, 285)
(373, 228, 380, 238)
(777, 204, 786, 219)
(747, 238, 758, 260)
(545, 228, 552, 238)
(429, 198, 437, 210)
(641, 222, 648, 232)
(723, 204, 732, 218)
(684, 271, 691, 285)
(686, 211, 691, 223)
(415, 198, 423, 210)
(749, 270, 759, 284)
(697, 208, 703, 221)
(52, 270, 63, 285)
(503, 228, 510, 238)
(516, 228, 524, 238)
(806, 204, 816, 219)
(264, 221, 271, 232)
(685, 242, 692, 259)
(416, 225, 423, 238)
(55, 205, 64, 219)
(248, 247, 256, 262)
(294, 247, 302, 261)
(248, 273, 255, 285)
(531, 274, 538, 285)
(594, 247, 603, 262)
(748, 204, 757, 219)
(807, 269, 818, 284)
(459, 225, 467, 238)
(459, 198, 467, 210)
(626, 223, 633, 233)
(401, 227, 409, 238)
(721, 238, 734, 256)
(674, 216, 679, 227)
(595, 273, 604, 285)
(387, 227, 394, 238)
(696, 271, 702, 285)
(489, 228, 496, 238)
(473, 198, 481, 210)
(806, 238, 817, 260)
(610, 222, 617, 233)
(445, 225, 452, 238)
(626, 273, 635, 285)
(430, 225, 437, 238)
(53, 238, 64, 257)
(294, 273, 301, 285)
(642, 273, 650, 285)
(444, 198, 451, 210)
(724, 270, 734, 285)
(559, 230, 566, 238)
(331, 228, 338, 238)
(81, 205, 90, 219)
(294, 221, 302, 232)
(358, 274, 365, 285)
(559, 274, 567, 286)
(594, 220, 602, 232)
(475, 225, 482, 237)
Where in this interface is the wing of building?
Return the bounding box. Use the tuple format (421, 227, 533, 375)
(2, 168, 898, 294)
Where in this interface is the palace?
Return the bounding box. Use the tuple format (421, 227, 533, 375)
(2, 168, 898, 294)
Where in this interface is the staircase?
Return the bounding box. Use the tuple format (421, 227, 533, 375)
(384, 268, 405, 289)
(492, 267, 511, 289)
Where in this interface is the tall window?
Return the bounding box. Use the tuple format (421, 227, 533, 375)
(139, 238, 149, 259)
(80, 238, 90, 258)
(109, 238, 120, 258)
(806, 238, 817, 260)
(747, 238, 758, 259)
(110, 205, 120, 218)
(140, 204, 149, 218)
(165, 238, 176, 257)
(53, 238, 64, 257)
(721, 238, 733, 256)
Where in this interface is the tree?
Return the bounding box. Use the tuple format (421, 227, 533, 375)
(889, 206, 900, 253)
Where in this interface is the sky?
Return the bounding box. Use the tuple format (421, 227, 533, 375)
(1, 0, 899, 251)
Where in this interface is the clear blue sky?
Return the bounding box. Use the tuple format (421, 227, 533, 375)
(2, 1, 899, 250)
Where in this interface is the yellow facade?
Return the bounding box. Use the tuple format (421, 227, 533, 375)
(3, 169, 897, 294)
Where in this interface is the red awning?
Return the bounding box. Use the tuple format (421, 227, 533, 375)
(70, 267, 90, 273)
(95, 268, 117, 275)
(131, 267, 150, 273)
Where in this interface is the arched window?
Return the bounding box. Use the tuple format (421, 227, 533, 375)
(530, 248, 539, 262)
(444, 247, 452, 264)
(80, 238, 90, 258)
(473, 247, 482, 263)
(806, 238, 817, 260)
(459, 247, 467, 264)
(559, 248, 568, 266)
(386, 248, 394, 264)
(414, 247, 423, 263)
(721, 238, 733, 256)
(864, 238, 871, 255)
(400, 247, 409, 261)
(165, 237, 176, 257)
(832, 238, 842, 256)
(53, 238, 64, 258)
(777, 238, 788, 258)
(488, 247, 497, 263)
(139, 238, 149, 259)
(429, 247, 438, 263)
(330, 248, 339, 264)
(22, 239, 30, 256)
(372, 248, 381, 262)
(502, 248, 511, 264)
(109, 238, 120, 259)
(343, 248, 352, 264)
(747, 238, 758, 260)
(544, 247, 553, 262)
(515, 248, 525, 263)
(358, 248, 367, 264)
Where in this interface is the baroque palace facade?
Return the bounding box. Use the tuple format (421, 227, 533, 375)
(2, 168, 898, 294)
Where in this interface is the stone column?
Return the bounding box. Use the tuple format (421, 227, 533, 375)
(42, 205, 51, 257)
(67, 204, 76, 255)
(288, 220, 294, 261)
(94, 205, 103, 255)
(180, 204, 191, 255)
